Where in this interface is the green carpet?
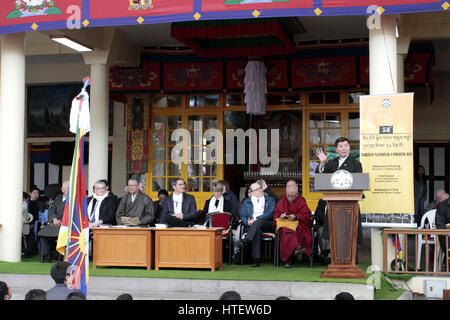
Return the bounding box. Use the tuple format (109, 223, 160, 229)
(0, 256, 406, 300)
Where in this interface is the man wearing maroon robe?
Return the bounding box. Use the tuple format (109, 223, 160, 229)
(273, 180, 312, 268)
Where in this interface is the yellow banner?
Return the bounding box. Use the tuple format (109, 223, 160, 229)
(360, 93, 414, 214)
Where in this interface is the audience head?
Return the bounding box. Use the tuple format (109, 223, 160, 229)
(286, 180, 299, 203)
(25, 289, 47, 300)
(157, 189, 169, 203)
(275, 296, 290, 300)
(436, 189, 449, 202)
(93, 180, 108, 197)
(139, 182, 145, 192)
(0, 281, 11, 300)
(334, 292, 355, 300)
(116, 293, 134, 300)
(66, 291, 86, 300)
(219, 290, 241, 300)
(99, 179, 110, 190)
(334, 137, 351, 158)
(127, 177, 140, 195)
(415, 165, 426, 181)
(216, 180, 230, 193)
(30, 186, 40, 201)
(61, 181, 70, 197)
(171, 178, 186, 194)
(249, 181, 264, 199)
(50, 261, 72, 285)
(211, 183, 223, 199)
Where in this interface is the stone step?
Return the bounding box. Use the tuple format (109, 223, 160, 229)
(1, 273, 375, 300)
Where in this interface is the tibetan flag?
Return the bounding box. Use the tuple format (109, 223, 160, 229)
(56, 78, 91, 296)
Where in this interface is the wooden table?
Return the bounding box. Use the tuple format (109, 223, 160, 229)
(92, 227, 153, 270)
(154, 228, 223, 272)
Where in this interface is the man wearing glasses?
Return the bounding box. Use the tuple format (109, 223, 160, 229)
(240, 181, 276, 267)
(159, 178, 198, 227)
(116, 177, 154, 226)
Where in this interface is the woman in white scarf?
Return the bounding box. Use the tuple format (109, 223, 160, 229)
(87, 181, 109, 227)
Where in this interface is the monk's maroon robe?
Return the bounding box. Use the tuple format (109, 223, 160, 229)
(273, 195, 312, 262)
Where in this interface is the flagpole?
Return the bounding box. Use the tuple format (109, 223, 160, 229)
(64, 77, 91, 262)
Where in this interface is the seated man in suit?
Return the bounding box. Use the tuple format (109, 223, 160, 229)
(38, 181, 69, 263)
(159, 178, 197, 227)
(87, 180, 119, 227)
(116, 177, 154, 226)
(273, 180, 312, 268)
(240, 181, 276, 267)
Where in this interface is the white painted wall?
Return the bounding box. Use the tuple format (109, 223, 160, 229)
(24, 59, 127, 197)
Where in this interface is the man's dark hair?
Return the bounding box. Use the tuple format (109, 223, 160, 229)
(334, 137, 350, 147)
(0, 281, 9, 300)
(171, 178, 184, 188)
(50, 261, 71, 284)
(66, 291, 86, 300)
(23, 192, 29, 201)
(157, 189, 169, 197)
(31, 186, 40, 194)
(25, 289, 47, 300)
(219, 290, 241, 300)
(335, 292, 355, 300)
(116, 293, 133, 300)
(275, 296, 290, 300)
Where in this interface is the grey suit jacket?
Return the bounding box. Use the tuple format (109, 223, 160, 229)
(37, 194, 66, 238)
(46, 284, 76, 300)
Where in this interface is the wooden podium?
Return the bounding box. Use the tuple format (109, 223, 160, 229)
(315, 171, 369, 279)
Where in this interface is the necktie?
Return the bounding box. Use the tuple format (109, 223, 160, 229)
(215, 199, 220, 208)
(90, 198, 97, 223)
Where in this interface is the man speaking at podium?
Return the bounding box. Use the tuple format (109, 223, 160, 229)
(315, 137, 362, 174)
(314, 137, 363, 264)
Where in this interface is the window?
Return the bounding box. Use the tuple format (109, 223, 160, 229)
(151, 115, 183, 191)
(149, 94, 223, 200)
(189, 94, 219, 107)
(152, 95, 182, 108)
(306, 110, 360, 194)
(308, 91, 342, 105)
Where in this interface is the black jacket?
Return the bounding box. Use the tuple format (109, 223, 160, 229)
(87, 192, 119, 225)
(436, 199, 450, 230)
(160, 193, 198, 225)
(315, 156, 363, 174)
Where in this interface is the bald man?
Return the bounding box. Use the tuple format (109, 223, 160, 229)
(426, 189, 449, 211)
(273, 180, 312, 268)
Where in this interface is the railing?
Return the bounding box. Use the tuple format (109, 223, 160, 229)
(383, 228, 450, 275)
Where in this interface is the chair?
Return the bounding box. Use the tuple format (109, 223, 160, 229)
(310, 211, 322, 268)
(416, 209, 444, 272)
(205, 211, 234, 265)
(238, 221, 278, 266)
